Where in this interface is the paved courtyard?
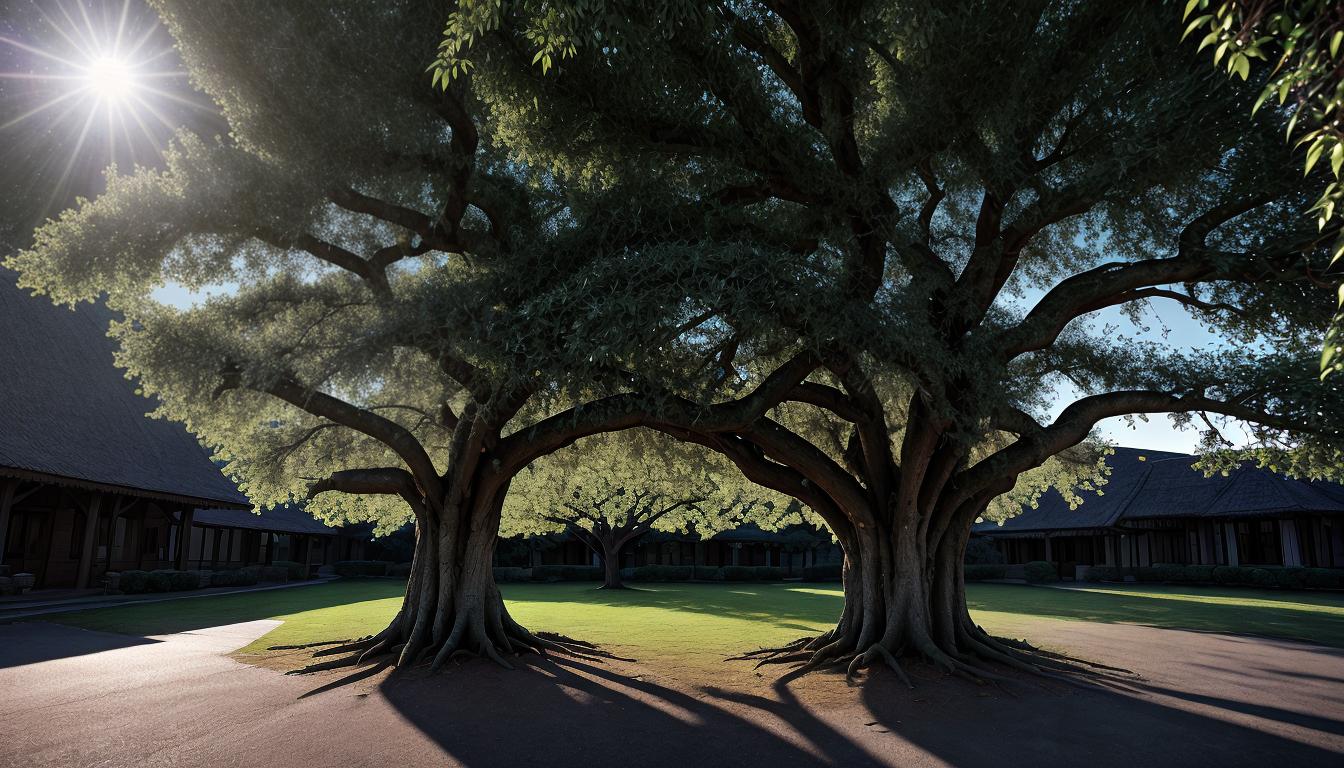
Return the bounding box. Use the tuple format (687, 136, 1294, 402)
(0, 612, 1341, 767)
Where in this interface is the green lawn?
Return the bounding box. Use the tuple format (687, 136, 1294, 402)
(41, 580, 1344, 666)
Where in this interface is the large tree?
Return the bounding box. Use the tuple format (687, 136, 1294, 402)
(7, 0, 1341, 684)
(434, 0, 1344, 679)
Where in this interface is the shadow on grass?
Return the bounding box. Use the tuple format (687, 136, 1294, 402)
(966, 583, 1344, 648)
(39, 579, 406, 638)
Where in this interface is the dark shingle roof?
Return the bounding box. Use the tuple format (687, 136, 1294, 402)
(973, 446, 1344, 536)
(193, 506, 340, 536)
(0, 271, 248, 508)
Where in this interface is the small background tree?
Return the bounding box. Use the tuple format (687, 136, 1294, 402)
(504, 429, 797, 588)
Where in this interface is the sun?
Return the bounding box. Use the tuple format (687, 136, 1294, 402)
(82, 56, 139, 105)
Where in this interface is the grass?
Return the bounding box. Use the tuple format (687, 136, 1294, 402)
(41, 579, 1344, 667)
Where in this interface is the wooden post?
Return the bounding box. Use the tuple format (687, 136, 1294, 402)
(75, 493, 104, 589)
(175, 508, 194, 570)
(0, 480, 16, 568)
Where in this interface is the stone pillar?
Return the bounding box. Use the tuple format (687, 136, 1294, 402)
(1279, 519, 1302, 567)
(175, 508, 194, 570)
(730, 543, 740, 566)
(75, 493, 104, 588)
(0, 480, 16, 568)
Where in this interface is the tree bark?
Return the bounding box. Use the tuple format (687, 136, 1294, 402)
(599, 542, 624, 589)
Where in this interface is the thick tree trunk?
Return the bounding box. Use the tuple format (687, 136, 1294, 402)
(747, 479, 1029, 684)
(599, 542, 624, 589)
(298, 476, 577, 673)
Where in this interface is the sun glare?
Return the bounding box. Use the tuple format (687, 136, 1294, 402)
(82, 56, 137, 104)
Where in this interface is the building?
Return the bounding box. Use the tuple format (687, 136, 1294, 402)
(499, 523, 843, 575)
(972, 447, 1344, 579)
(0, 272, 363, 589)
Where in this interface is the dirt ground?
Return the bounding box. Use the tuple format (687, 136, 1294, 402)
(1, 613, 1341, 767)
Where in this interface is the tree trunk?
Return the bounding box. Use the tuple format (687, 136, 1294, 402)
(750, 465, 1024, 683)
(300, 475, 574, 673)
(599, 539, 624, 589)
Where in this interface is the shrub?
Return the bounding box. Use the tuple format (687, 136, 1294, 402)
(333, 560, 390, 578)
(145, 570, 175, 592)
(719, 565, 757, 581)
(169, 570, 201, 591)
(964, 564, 1007, 581)
(1023, 561, 1058, 583)
(693, 566, 721, 580)
(627, 565, 693, 582)
(963, 537, 1006, 565)
(753, 566, 787, 581)
(493, 566, 530, 582)
(388, 562, 412, 579)
(530, 565, 601, 581)
(272, 560, 308, 581)
(210, 569, 259, 587)
(802, 563, 843, 582)
(1305, 567, 1344, 589)
(1248, 568, 1275, 587)
(1084, 566, 1121, 583)
(1213, 565, 1252, 585)
(118, 570, 149, 594)
(248, 565, 290, 583)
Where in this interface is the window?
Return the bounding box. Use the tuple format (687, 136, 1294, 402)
(1235, 520, 1282, 565)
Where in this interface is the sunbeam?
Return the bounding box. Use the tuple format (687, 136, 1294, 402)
(0, 0, 223, 250)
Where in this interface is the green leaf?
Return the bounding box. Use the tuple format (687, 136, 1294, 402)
(1183, 14, 1215, 42)
(1182, 0, 1201, 22)
(1306, 139, 1326, 173)
(1332, 30, 1343, 59)
(1231, 53, 1250, 80)
(1333, 143, 1344, 178)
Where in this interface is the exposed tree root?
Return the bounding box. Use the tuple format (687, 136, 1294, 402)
(267, 639, 351, 651)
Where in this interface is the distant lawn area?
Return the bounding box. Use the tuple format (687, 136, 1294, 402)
(40, 580, 1344, 666)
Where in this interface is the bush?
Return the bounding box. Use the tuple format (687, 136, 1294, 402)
(753, 566, 787, 581)
(145, 570, 174, 592)
(1248, 568, 1275, 587)
(802, 563, 843, 582)
(627, 565, 693, 582)
(1084, 566, 1121, 583)
(693, 566, 721, 580)
(210, 569, 259, 587)
(530, 565, 601, 582)
(1023, 561, 1058, 583)
(1305, 567, 1344, 589)
(247, 565, 290, 583)
(333, 560, 390, 578)
(964, 564, 1007, 581)
(388, 562, 412, 579)
(493, 566, 530, 582)
(1213, 565, 1253, 585)
(272, 560, 308, 581)
(118, 570, 150, 594)
(963, 537, 1006, 565)
(719, 565, 757, 581)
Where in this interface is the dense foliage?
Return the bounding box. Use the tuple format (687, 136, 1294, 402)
(1180, 1, 1344, 375)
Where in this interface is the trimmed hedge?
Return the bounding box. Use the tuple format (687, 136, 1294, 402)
(118, 569, 200, 594)
(627, 565, 693, 582)
(118, 570, 150, 593)
(694, 565, 721, 580)
(1084, 566, 1122, 583)
(531, 565, 602, 581)
(964, 564, 1007, 581)
(333, 560, 391, 577)
(802, 563, 843, 582)
(243, 565, 291, 583)
(1023, 561, 1058, 583)
(493, 566, 530, 582)
(272, 560, 308, 581)
(209, 569, 259, 587)
(388, 562, 412, 579)
(1084, 564, 1344, 590)
(719, 565, 786, 581)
